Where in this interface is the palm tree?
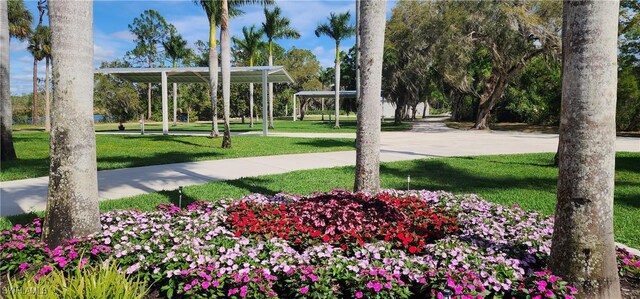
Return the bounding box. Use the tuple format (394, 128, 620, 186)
(27, 25, 50, 127)
(549, 1, 621, 297)
(315, 12, 355, 129)
(220, 0, 232, 148)
(354, 1, 386, 192)
(41, 26, 51, 132)
(262, 6, 300, 129)
(163, 27, 191, 125)
(3, 0, 33, 161)
(233, 25, 264, 128)
(43, 0, 100, 249)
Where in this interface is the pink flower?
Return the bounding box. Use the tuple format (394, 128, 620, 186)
(240, 285, 248, 298)
(202, 281, 210, 289)
(19, 262, 29, 273)
(355, 291, 363, 298)
(300, 287, 309, 294)
(537, 280, 547, 292)
(183, 284, 192, 292)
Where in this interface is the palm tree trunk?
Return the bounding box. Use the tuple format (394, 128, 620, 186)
(43, 0, 100, 249)
(334, 42, 341, 129)
(220, 0, 231, 148)
(45, 56, 51, 132)
(32, 58, 38, 126)
(354, 0, 385, 193)
(321, 98, 325, 120)
(549, 1, 621, 297)
(209, 18, 219, 138)
(0, 0, 17, 161)
(268, 45, 274, 129)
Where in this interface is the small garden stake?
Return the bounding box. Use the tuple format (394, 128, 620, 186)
(407, 175, 410, 191)
(178, 186, 183, 208)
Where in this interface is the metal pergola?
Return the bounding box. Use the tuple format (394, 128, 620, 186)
(95, 66, 294, 136)
(292, 90, 357, 121)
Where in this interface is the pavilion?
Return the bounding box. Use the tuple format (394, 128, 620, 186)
(95, 66, 294, 136)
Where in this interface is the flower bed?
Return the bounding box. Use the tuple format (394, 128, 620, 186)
(1, 189, 639, 298)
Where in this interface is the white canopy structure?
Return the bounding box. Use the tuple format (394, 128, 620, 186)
(95, 66, 294, 136)
(292, 90, 357, 121)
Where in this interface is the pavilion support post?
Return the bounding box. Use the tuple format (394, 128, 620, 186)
(262, 70, 268, 136)
(293, 94, 297, 121)
(161, 71, 168, 135)
(172, 83, 177, 126)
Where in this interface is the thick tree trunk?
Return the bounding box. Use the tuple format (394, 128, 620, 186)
(334, 43, 341, 129)
(209, 19, 219, 138)
(249, 83, 254, 127)
(354, 0, 385, 193)
(32, 58, 38, 126)
(45, 57, 51, 132)
(422, 100, 429, 118)
(220, 0, 231, 148)
(0, 0, 16, 161)
(473, 74, 509, 130)
(549, 1, 621, 298)
(43, 0, 100, 249)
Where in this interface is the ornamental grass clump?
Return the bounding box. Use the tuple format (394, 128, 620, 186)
(1, 189, 638, 298)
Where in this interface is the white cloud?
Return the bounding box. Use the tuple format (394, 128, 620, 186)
(94, 44, 117, 65)
(111, 30, 135, 41)
(10, 40, 28, 52)
(312, 46, 325, 56)
(18, 56, 32, 63)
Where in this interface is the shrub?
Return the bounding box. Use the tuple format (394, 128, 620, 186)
(3, 260, 148, 299)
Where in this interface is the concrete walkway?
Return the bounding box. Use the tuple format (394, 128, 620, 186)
(2, 118, 638, 218)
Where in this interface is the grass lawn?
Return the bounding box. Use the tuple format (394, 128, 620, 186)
(0, 131, 355, 181)
(3, 152, 638, 248)
(92, 118, 411, 133)
(445, 120, 640, 137)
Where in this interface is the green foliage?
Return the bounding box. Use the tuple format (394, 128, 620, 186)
(163, 26, 193, 67)
(126, 10, 170, 67)
(27, 25, 51, 62)
(7, 0, 33, 40)
(617, 66, 640, 131)
(4, 260, 148, 299)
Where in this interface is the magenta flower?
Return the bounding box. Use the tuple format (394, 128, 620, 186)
(355, 291, 363, 298)
(300, 286, 309, 294)
(18, 262, 29, 273)
(537, 280, 547, 292)
(202, 281, 210, 289)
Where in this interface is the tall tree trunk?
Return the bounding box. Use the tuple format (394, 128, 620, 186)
(0, 0, 16, 161)
(220, 0, 231, 148)
(321, 98, 325, 120)
(32, 58, 38, 126)
(43, 0, 100, 249)
(172, 83, 177, 126)
(354, 0, 385, 193)
(473, 74, 509, 130)
(209, 18, 219, 138)
(334, 42, 341, 129)
(422, 100, 429, 118)
(45, 57, 51, 131)
(268, 47, 274, 129)
(549, 1, 621, 298)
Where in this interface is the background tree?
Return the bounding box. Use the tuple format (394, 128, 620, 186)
(27, 25, 50, 126)
(233, 25, 264, 127)
(127, 9, 169, 119)
(43, 0, 100, 248)
(1, 0, 25, 161)
(354, 0, 386, 193)
(263, 6, 300, 128)
(95, 61, 141, 129)
(315, 11, 355, 129)
(163, 26, 192, 125)
(276, 47, 321, 120)
(549, 1, 621, 297)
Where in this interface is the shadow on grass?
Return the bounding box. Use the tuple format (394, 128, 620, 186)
(3, 212, 40, 227)
(294, 139, 356, 149)
(455, 156, 558, 168)
(97, 151, 222, 170)
(223, 177, 280, 196)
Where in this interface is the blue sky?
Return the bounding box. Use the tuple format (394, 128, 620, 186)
(9, 0, 397, 95)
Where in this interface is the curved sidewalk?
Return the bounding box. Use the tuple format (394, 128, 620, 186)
(2, 122, 639, 217)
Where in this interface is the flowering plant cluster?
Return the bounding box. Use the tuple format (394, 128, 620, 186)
(1, 189, 637, 298)
(226, 190, 459, 253)
(617, 247, 640, 278)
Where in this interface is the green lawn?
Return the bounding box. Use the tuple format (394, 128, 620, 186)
(0, 131, 355, 181)
(3, 152, 638, 248)
(93, 118, 411, 133)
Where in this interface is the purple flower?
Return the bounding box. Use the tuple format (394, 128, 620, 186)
(240, 285, 248, 298)
(355, 291, 363, 298)
(202, 281, 210, 289)
(537, 280, 547, 292)
(19, 262, 29, 273)
(300, 287, 309, 294)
